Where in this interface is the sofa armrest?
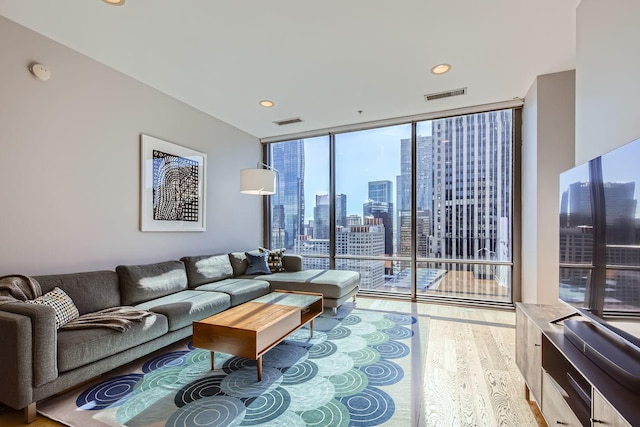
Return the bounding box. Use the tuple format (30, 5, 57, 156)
(282, 254, 303, 272)
(1, 303, 58, 387)
(0, 310, 35, 409)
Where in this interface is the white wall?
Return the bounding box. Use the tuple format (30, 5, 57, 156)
(0, 17, 263, 275)
(521, 70, 575, 304)
(575, 0, 640, 163)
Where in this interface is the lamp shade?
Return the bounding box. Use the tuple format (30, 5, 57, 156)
(240, 168, 276, 195)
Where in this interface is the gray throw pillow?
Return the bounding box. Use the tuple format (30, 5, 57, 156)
(244, 251, 271, 275)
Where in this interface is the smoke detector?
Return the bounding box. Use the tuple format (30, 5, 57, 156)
(28, 63, 51, 81)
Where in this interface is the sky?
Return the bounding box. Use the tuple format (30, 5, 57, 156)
(302, 122, 433, 220)
(560, 137, 640, 217)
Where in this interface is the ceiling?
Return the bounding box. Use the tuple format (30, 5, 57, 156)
(0, 0, 580, 139)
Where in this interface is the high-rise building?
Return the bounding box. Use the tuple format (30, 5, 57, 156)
(271, 140, 305, 250)
(336, 193, 347, 227)
(294, 219, 386, 289)
(337, 219, 386, 289)
(397, 136, 434, 257)
(431, 111, 513, 273)
(347, 214, 362, 226)
(313, 193, 330, 239)
(365, 180, 393, 273)
(368, 180, 393, 205)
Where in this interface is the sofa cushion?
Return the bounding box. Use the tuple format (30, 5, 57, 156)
(26, 287, 79, 329)
(194, 278, 270, 306)
(57, 312, 168, 373)
(255, 269, 360, 299)
(34, 271, 120, 315)
(245, 251, 271, 275)
(116, 261, 188, 305)
(181, 254, 233, 288)
(134, 290, 230, 331)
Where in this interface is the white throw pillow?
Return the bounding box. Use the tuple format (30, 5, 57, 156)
(27, 287, 79, 329)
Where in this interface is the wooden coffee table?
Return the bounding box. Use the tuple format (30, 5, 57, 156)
(192, 290, 323, 381)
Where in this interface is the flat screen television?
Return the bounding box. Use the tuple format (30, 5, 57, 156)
(559, 136, 640, 392)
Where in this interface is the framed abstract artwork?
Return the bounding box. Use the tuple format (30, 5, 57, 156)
(140, 134, 206, 231)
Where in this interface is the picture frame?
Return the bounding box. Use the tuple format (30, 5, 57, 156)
(140, 134, 206, 231)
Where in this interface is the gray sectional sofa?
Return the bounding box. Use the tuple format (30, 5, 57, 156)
(0, 251, 359, 423)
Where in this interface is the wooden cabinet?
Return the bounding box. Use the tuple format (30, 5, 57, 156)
(592, 389, 632, 427)
(515, 303, 639, 427)
(542, 370, 583, 427)
(516, 304, 542, 403)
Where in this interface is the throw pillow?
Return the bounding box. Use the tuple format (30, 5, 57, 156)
(26, 287, 79, 329)
(259, 247, 286, 273)
(244, 251, 271, 275)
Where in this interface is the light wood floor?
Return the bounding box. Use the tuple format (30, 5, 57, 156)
(0, 297, 546, 427)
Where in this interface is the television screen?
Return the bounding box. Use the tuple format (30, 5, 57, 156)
(559, 137, 640, 346)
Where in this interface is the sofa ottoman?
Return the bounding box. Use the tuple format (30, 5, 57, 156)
(253, 269, 360, 313)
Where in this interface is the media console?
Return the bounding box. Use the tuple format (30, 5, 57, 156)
(516, 303, 638, 427)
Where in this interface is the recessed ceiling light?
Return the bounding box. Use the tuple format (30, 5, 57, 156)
(102, 0, 125, 5)
(430, 63, 451, 75)
(259, 100, 274, 108)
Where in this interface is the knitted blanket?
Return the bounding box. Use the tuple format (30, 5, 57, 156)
(0, 274, 42, 306)
(61, 307, 153, 332)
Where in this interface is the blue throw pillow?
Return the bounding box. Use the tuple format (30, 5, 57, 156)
(245, 251, 271, 275)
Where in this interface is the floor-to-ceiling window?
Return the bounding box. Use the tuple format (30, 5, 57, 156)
(335, 124, 411, 293)
(267, 108, 516, 305)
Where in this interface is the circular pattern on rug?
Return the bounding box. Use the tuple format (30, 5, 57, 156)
(285, 376, 336, 412)
(262, 343, 308, 369)
(174, 375, 226, 407)
(314, 352, 355, 377)
(348, 346, 381, 367)
(142, 351, 189, 373)
(325, 325, 351, 340)
(222, 356, 256, 373)
(185, 348, 211, 365)
(221, 367, 283, 398)
(135, 367, 185, 392)
(240, 387, 290, 425)
(384, 313, 416, 325)
(384, 325, 414, 340)
(165, 396, 245, 427)
(372, 318, 396, 331)
(339, 386, 395, 426)
(333, 334, 368, 353)
(346, 321, 378, 336)
(359, 360, 404, 386)
(313, 316, 342, 331)
(285, 329, 327, 346)
(308, 341, 337, 359)
(116, 387, 177, 426)
(373, 340, 410, 359)
(339, 315, 361, 326)
(282, 360, 318, 385)
(329, 368, 369, 397)
(361, 331, 389, 345)
(177, 360, 212, 384)
(298, 399, 350, 427)
(76, 373, 143, 410)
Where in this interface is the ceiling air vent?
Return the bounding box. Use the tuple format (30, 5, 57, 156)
(424, 87, 467, 101)
(273, 117, 303, 126)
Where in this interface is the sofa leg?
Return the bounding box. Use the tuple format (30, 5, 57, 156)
(332, 307, 337, 315)
(24, 402, 36, 424)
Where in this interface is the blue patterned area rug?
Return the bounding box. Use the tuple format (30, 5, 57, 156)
(38, 306, 426, 426)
